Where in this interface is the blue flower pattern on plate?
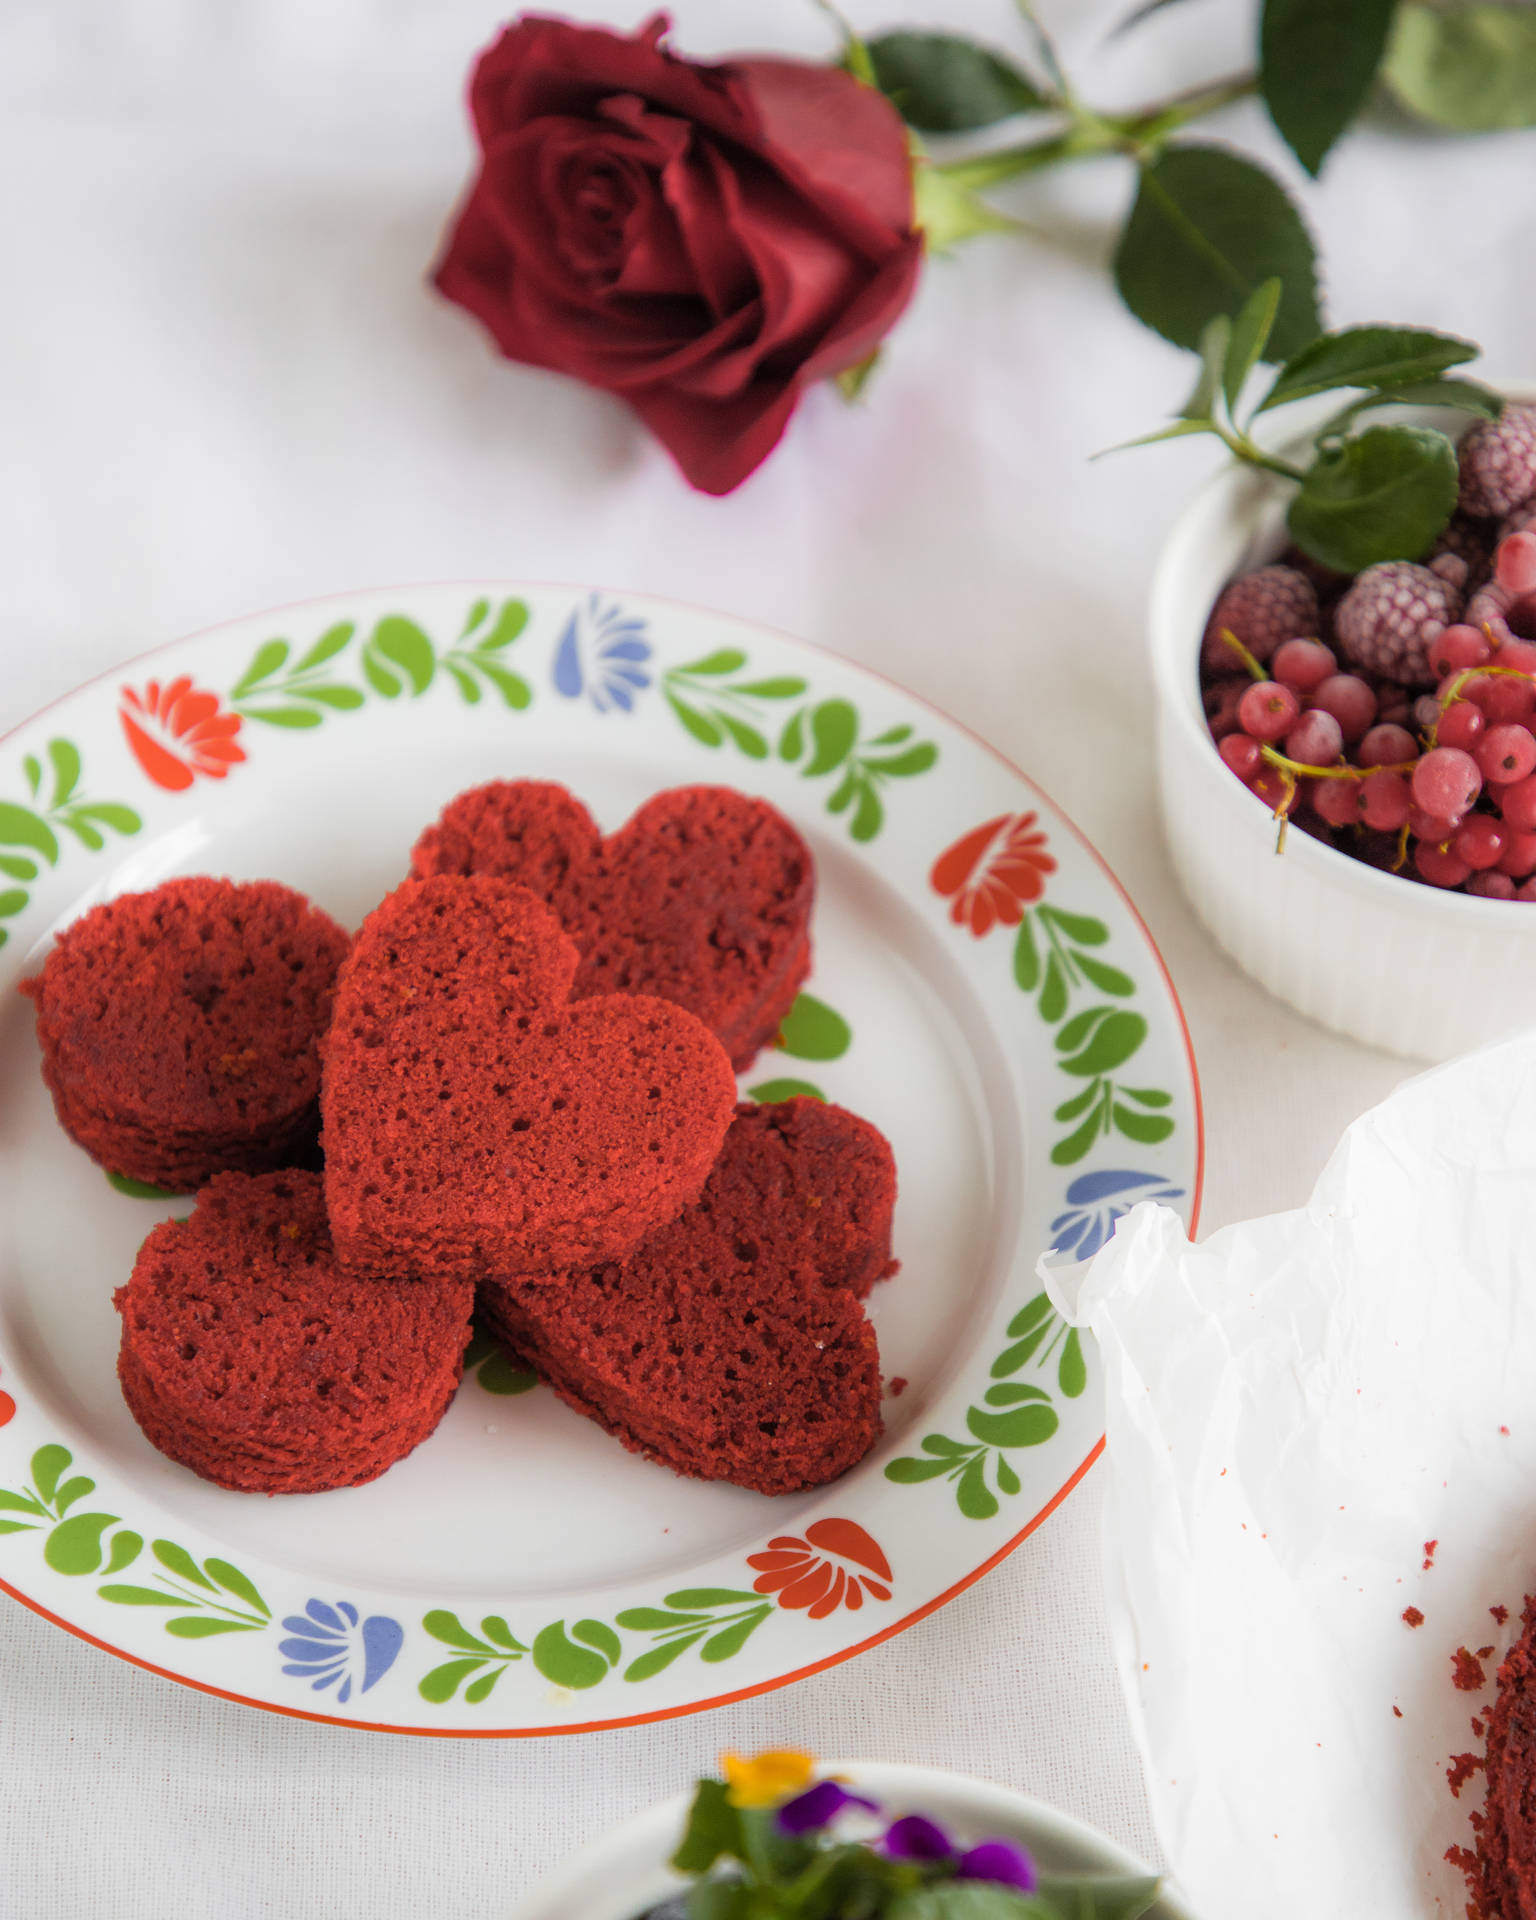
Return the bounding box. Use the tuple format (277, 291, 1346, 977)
(552, 595, 652, 713)
(279, 1599, 403, 1703)
(1049, 1168, 1185, 1261)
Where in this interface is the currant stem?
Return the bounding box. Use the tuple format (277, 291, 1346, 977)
(1259, 746, 1416, 781)
(1217, 628, 1267, 680)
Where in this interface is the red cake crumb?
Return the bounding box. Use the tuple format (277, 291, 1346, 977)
(1393, 1706, 1403, 1718)
(1405, 1607, 1425, 1628)
(115, 1171, 473, 1493)
(322, 874, 736, 1282)
(409, 782, 814, 1071)
(1496, 1606, 1512, 1626)
(1450, 1592, 1536, 1918)
(479, 1099, 895, 1494)
(1455, 1647, 1489, 1692)
(1426, 1539, 1440, 1570)
(1449, 1752, 1487, 1798)
(21, 877, 348, 1190)
(889, 1377, 908, 1397)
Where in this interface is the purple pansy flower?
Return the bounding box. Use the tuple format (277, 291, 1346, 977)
(958, 1839, 1039, 1891)
(776, 1780, 881, 1835)
(883, 1814, 956, 1862)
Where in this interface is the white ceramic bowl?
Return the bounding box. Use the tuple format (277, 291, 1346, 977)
(1149, 385, 1536, 1061)
(508, 1761, 1197, 1919)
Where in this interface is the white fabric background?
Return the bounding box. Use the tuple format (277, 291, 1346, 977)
(0, 0, 1530, 1912)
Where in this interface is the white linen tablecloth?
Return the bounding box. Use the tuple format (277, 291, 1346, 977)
(2, 1, 1528, 1911)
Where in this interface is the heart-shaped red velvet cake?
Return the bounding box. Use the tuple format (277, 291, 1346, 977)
(117, 1170, 474, 1494)
(322, 874, 737, 1282)
(409, 782, 813, 1071)
(478, 1097, 896, 1493)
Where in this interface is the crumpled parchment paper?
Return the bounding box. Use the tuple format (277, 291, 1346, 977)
(1047, 1029, 1536, 1918)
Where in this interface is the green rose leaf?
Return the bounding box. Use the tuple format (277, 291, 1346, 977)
(1113, 145, 1321, 361)
(966, 1404, 1060, 1449)
(531, 1620, 610, 1689)
(1385, 4, 1536, 130)
(1223, 278, 1283, 412)
(1181, 315, 1230, 424)
(776, 993, 851, 1062)
(370, 617, 436, 696)
(1257, 325, 1481, 414)
(1287, 424, 1459, 570)
(867, 31, 1046, 131)
(1260, 0, 1397, 176)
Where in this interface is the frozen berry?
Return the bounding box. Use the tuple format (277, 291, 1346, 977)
(1357, 723, 1417, 767)
(1478, 674, 1535, 725)
(1202, 566, 1319, 671)
(1238, 681, 1300, 742)
(1498, 828, 1536, 877)
(1310, 674, 1377, 743)
(1204, 675, 1251, 739)
(1477, 724, 1536, 785)
(1334, 558, 1466, 686)
(1499, 773, 1536, 832)
(1429, 624, 1492, 676)
(1497, 531, 1536, 596)
(1465, 576, 1536, 651)
(1272, 638, 1337, 694)
(1454, 815, 1506, 869)
(1519, 877, 1536, 902)
(1415, 840, 1473, 888)
(1285, 709, 1345, 767)
(1410, 805, 1461, 842)
(1250, 766, 1293, 812)
(1413, 747, 1482, 818)
(1437, 702, 1485, 752)
(1220, 734, 1263, 780)
(1499, 636, 1536, 674)
(1458, 403, 1536, 519)
(1468, 871, 1516, 899)
(1360, 769, 1411, 831)
(1313, 777, 1361, 827)
(1416, 693, 1445, 731)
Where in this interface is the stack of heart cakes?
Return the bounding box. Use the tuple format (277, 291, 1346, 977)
(24, 783, 899, 1498)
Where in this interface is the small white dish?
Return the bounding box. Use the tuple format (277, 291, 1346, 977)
(1149, 384, 1536, 1062)
(507, 1760, 1198, 1919)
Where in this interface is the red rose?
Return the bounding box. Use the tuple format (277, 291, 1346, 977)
(432, 12, 922, 495)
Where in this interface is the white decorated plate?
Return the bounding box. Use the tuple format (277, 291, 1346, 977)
(0, 585, 1201, 1734)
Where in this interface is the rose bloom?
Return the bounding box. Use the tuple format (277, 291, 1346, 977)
(433, 12, 923, 495)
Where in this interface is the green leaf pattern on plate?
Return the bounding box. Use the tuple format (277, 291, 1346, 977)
(660, 654, 938, 843)
(0, 742, 142, 951)
(226, 600, 533, 725)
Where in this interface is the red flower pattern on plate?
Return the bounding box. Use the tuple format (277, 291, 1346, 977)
(746, 1517, 892, 1619)
(0, 1365, 12, 1429)
(929, 812, 1056, 937)
(120, 678, 246, 792)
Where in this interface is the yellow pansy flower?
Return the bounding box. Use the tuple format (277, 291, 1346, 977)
(721, 1748, 817, 1809)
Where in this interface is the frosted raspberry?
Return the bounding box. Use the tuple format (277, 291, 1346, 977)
(1458, 403, 1536, 518)
(1201, 565, 1318, 671)
(1334, 555, 1467, 687)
